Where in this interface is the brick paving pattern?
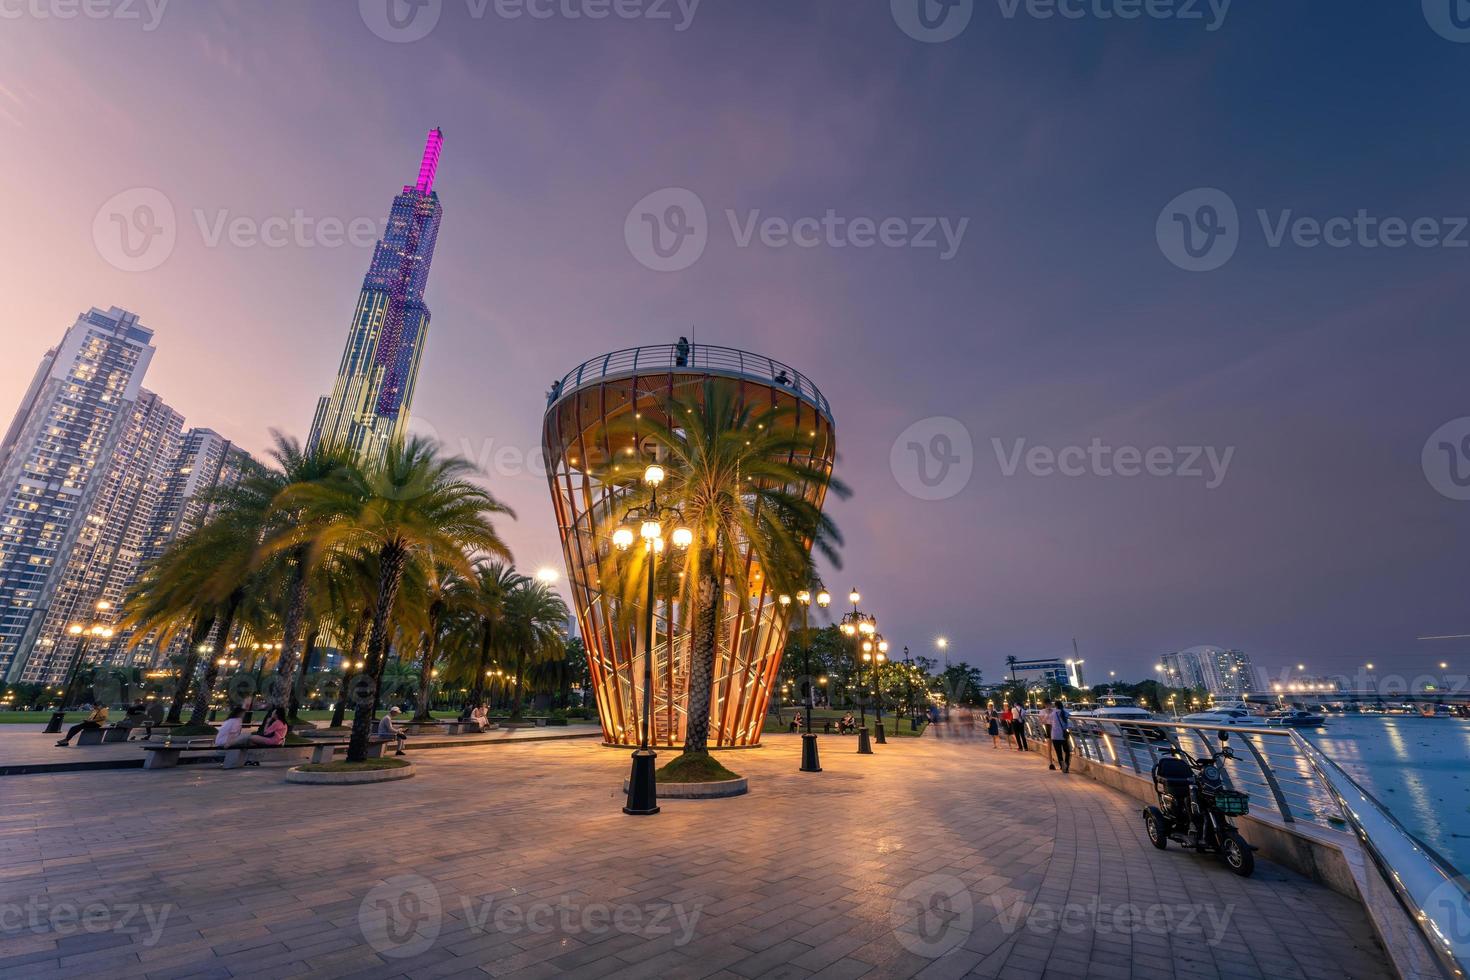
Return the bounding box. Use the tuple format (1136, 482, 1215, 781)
(0, 727, 1394, 978)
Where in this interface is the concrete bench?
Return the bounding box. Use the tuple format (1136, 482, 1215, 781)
(141, 742, 219, 769)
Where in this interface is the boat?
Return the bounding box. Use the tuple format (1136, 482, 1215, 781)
(1179, 707, 1254, 725)
(1264, 709, 1326, 728)
(1074, 705, 1159, 722)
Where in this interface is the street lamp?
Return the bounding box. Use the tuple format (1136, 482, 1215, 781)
(56, 600, 115, 716)
(614, 462, 691, 817)
(781, 584, 828, 773)
(840, 589, 876, 754)
(872, 638, 890, 743)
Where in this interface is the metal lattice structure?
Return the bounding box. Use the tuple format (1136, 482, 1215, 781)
(543, 344, 836, 747)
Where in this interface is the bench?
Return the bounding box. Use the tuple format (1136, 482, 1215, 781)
(141, 742, 220, 769)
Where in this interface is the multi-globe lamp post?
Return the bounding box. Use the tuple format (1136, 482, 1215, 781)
(779, 584, 831, 773)
(839, 589, 877, 754)
(60, 600, 115, 712)
(865, 635, 889, 744)
(612, 462, 692, 817)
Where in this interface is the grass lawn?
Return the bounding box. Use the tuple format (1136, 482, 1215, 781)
(762, 707, 927, 738)
(656, 752, 742, 782)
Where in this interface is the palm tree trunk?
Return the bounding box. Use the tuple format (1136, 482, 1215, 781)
(509, 648, 526, 721)
(683, 569, 721, 755)
(348, 544, 407, 763)
(187, 595, 240, 726)
(166, 614, 215, 723)
(414, 629, 439, 723)
(469, 623, 493, 706)
(267, 553, 309, 714)
(289, 629, 318, 726)
(330, 612, 369, 729)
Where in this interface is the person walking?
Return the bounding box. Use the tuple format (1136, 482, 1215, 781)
(55, 704, 109, 746)
(986, 708, 1000, 748)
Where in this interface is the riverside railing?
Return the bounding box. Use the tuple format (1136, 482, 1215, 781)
(1023, 714, 1469, 978)
(550, 343, 833, 419)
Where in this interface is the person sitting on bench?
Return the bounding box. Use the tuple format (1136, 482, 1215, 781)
(56, 705, 109, 746)
(838, 711, 857, 735)
(468, 703, 489, 733)
(215, 706, 245, 747)
(231, 706, 286, 749)
(377, 706, 408, 755)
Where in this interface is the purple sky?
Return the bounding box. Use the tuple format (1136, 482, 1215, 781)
(3, 0, 1468, 682)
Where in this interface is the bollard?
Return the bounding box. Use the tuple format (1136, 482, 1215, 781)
(857, 727, 873, 754)
(875, 721, 887, 744)
(800, 732, 822, 772)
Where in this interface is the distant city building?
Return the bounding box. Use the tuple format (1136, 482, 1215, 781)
(309, 128, 444, 461)
(0, 308, 159, 683)
(0, 307, 253, 684)
(1006, 656, 1084, 688)
(1160, 646, 1261, 698)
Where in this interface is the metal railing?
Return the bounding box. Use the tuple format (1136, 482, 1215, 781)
(549, 344, 833, 419)
(1024, 714, 1468, 977)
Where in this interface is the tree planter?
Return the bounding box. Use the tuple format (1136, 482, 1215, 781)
(623, 777, 748, 799)
(286, 761, 415, 785)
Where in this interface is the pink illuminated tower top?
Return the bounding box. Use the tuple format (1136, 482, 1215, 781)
(413, 127, 444, 194)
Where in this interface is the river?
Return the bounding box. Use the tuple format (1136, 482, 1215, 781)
(1303, 715, 1470, 874)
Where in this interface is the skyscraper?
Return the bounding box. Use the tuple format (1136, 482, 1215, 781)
(22, 390, 184, 678)
(308, 128, 444, 460)
(0, 308, 159, 682)
(1161, 646, 1261, 698)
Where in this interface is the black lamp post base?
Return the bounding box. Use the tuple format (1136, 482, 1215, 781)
(623, 748, 660, 815)
(875, 722, 887, 744)
(800, 732, 822, 772)
(857, 728, 874, 754)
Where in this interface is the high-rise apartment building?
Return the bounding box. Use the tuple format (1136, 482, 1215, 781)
(0, 308, 159, 682)
(1160, 646, 1261, 697)
(309, 128, 444, 460)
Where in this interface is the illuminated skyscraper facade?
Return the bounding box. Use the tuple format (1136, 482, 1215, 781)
(309, 128, 444, 460)
(0, 308, 159, 682)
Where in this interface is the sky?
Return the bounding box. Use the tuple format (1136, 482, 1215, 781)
(1, 0, 1468, 684)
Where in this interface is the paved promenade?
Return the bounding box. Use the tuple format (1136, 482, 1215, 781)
(0, 728, 1393, 979)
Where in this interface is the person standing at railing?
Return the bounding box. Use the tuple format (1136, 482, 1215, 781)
(675, 336, 690, 366)
(1042, 698, 1072, 773)
(1011, 703, 1029, 752)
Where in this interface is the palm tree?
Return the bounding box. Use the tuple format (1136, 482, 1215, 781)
(501, 580, 569, 721)
(407, 561, 475, 723)
(257, 435, 356, 717)
(616, 383, 846, 756)
(465, 562, 523, 708)
(282, 436, 513, 762)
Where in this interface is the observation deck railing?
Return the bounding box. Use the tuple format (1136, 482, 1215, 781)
(1022, 714, 1468, 977)
(548, 344, 832, 420)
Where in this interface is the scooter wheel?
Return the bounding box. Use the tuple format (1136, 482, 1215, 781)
(1222, 832, 1254, 876)
(1144, 807, 1169, 850)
